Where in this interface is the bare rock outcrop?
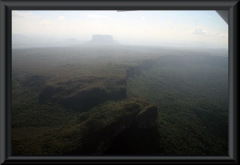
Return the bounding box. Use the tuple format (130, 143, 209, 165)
(135, 105, 158, 128)
(73, 99, 159, 154)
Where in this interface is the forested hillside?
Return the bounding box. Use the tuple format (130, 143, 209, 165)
(12, 46, 228, 155)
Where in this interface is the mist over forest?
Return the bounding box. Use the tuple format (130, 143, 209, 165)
(11, 33, 228, 155)
(12, 33, 228, 51)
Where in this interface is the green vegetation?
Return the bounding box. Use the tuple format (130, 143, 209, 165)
(127, 57, 228, 155)
(12, 98, 155, 155)
(12, 46, 228, 155)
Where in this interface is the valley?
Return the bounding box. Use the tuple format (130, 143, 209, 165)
(12, 45, 228, 155)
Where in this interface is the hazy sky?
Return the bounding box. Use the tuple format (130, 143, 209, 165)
(12, 10, 228, 48)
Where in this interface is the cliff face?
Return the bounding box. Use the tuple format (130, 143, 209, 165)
(38, 85, 127, 111)
(71, 99, 159, 154)
(86, 34, 119, 45)
(126, 55, 228, 78)
(135, 105, 158, 128)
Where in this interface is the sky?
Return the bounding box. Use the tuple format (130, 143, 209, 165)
(12, 10, 228, 49)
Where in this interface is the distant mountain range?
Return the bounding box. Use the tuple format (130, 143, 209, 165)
(12, 34, 120, 48)
(12, 34, 32, 44)
(12, 34, 87, 48)
(12, 34, 227, 51)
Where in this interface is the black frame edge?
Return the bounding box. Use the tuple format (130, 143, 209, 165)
(1, 0, 239, 164)
(0, 1, 7, 165)
(1, 0, 237, 10)
(229, 0, 239, 163)
(6, 3, 12, 164)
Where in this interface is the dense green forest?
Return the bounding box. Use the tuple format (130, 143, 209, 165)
(12, 46, 228, 155)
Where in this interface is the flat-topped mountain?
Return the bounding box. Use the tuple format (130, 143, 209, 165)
(85, 34, 119, 45)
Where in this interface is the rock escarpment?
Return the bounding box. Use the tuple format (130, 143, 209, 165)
(38, 85, 126, 111)
(126, 55, 228, 78)
(135, 105, 158, 128)
(70, 99, 158, 154)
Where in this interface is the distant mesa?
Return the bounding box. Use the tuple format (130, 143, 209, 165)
(85, 34, 120, 45)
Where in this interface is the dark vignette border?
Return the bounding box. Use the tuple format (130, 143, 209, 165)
(0, 0, 238, 164)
